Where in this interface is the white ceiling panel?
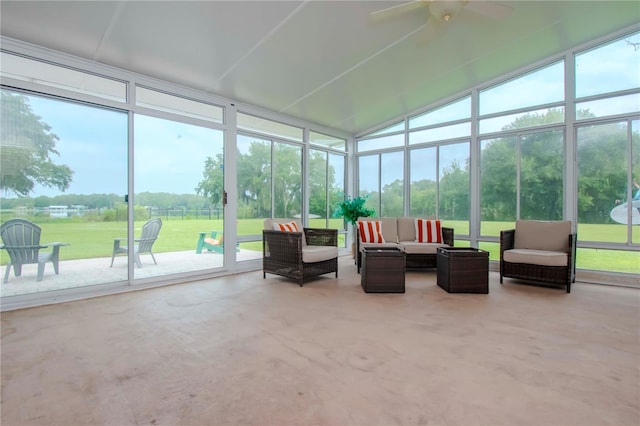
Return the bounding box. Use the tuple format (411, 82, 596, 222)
(1, 1, 638, 135)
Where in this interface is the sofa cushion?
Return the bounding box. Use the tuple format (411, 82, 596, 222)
(358, 217, 398, 243)
(358, 220, 385, 243)
(414, 218, 443, 243)
(360, 242, 399, 252)
(503, 249, 568, 267)
(302, 245, 339, 263)
(399, 241, 447, 254)
(514, 220, 571, 252)
(397, 217, 417, 241)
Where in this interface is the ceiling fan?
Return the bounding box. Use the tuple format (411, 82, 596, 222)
(371, 0, 513, 41)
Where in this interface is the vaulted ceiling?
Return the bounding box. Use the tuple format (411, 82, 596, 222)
(1, 1, 638, 135)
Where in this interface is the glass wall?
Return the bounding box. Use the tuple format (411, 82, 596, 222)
(409, 146, 437, 217)
(308, 149, 346, 238)
(438, 142, 470, 235)
(479, 129, 563, 236)
(357, 151, 404, 217)
(0, 89, 128, 296)
(480, 136, 517, 236)
(356, 30, 639, 274)
(235, 133, 303, 257)
(132, 114, 225, 277)
(2, 24, 638, 307)
(235, 128, 346, 254)
(573, 31, 640, 274)
(1, 48, 349, 306)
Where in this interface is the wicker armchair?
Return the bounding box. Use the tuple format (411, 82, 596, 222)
(263, 219, 338, 287)
(500, 220, 576, 293)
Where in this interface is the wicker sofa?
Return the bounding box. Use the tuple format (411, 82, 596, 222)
(356, 217, 454, 272)
(500, 220, 576, 293)
(263, 218, 338, 286)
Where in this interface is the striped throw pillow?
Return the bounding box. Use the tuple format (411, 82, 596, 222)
(415, 219, 442, 243)
(274, 221, 299, 232)
(358, 220, 385, 243)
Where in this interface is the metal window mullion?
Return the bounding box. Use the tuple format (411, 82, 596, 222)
(378, 154, 382, 216)
(435, 146, 440, 218)
(127, 97, 135, 283)
(325, 152, 330, 228)
(516, 136, 522, 220)
(470, 88, 480, 246)
(565, 50, 577, 229)
(626, 119, 634, 244)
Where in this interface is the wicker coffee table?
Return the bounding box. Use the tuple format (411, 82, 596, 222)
(437, 247, 489, 293)
(361, 247, 405, 293)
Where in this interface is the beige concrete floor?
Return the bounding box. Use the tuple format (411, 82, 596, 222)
(1, 256, 639, 426)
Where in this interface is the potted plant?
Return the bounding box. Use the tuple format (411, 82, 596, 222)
(333, 196, 375, 257)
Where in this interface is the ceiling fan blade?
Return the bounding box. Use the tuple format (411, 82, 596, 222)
(370, 0, 428, 21)
(464, 0, 513, 20)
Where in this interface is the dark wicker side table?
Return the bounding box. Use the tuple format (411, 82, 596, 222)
(361, 247, 405, 293)
(437, 247, 489, 294)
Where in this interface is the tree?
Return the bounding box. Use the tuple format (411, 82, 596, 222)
(308, 150, 334, 218)
(1, 91, 73, 196)
(273, 143, 302, 217)
(236, 140, 272, 218)
(409, 178, 437, 217)
(195, 153, 224, 208)
(439, 160, 470, 220)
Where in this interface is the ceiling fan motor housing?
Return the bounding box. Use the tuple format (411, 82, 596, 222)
(429, 0, 465, 22)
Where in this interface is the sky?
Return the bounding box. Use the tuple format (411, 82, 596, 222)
(25, 97, 223, 198)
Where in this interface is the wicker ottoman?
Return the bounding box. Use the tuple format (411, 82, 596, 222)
(361, 247, 405, 293)
(437, 247, 489, 294)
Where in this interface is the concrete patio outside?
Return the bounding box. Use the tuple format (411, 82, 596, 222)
(0, 248, 263, 298)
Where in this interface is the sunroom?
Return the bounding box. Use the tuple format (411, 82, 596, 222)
(0, 1, 638, 310)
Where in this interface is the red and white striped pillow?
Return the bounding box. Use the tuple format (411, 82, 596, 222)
(273, 221, 299, 232)
(358, 220, 385, 243)
(415, 219, 442, 243)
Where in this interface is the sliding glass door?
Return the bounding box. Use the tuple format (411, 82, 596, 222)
(0, 89, 128, 296)
(132, 114, 225, 279)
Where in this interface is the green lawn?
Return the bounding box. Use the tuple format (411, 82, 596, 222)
(1, 218, 637, 274)
(0, 218, 347, 262)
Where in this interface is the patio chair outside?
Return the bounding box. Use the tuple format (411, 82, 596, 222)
(196, 230, 240, 254)
(0, 218, 68, 283)
(110, 218, 162, 268)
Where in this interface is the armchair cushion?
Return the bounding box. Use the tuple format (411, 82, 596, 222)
(514, 220, 571, 252)
(273, 221, 299, 232)
(264, 218, 306, 246)
(302, 245, 339, 263)
(503, 249, 568, 267)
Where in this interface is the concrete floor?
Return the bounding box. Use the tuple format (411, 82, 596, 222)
(1, 256, 639, 426)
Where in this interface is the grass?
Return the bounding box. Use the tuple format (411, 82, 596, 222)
(0, 218, 637, 274)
